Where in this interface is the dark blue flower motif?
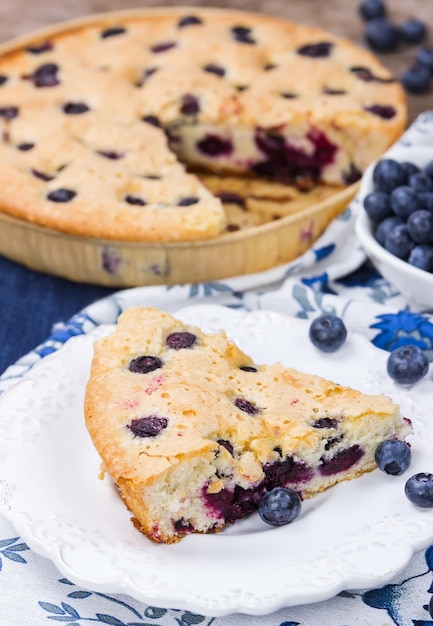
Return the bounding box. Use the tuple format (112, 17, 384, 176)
(313, 243, 335, 262)
(370, 311, 433, 358)
(0, 536, 29, 570)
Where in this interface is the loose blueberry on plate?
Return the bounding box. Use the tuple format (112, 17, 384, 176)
(309, 314, 347, 353)
(258, 487, 302, 526)
(375, 440, 411, 475)
(387, 345, 429, 385)
(405, 473, 433, 508)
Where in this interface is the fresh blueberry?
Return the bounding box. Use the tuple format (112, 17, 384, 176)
(373, 159, 406, 193)
(390, 186, 423, 220)
(400, 161, 420, 178)
(0, 75, 8, 86)
(401, 65, 431, 94)
(18, 142, 34, 151)
(375, 439, 411, 475)
(408, 245, 433, 271)
(129, 355, 163, 374)
(375, 216, 403, 246)
(364, 191, 392, 221)
(416, 47, 433, 73)
(165, 331, 197, 349)
(405, 473, 433, 507)
(387, 344, 429, 385)
(128, 415, 168, 437)
(426, 160, 433, 179)
(399, 19, 427, 44)
(309, 314, 347, 353)
(258, 487, 302, 526)
(364, 19, 400, 53)
(409, 172, 433, 193)
(359, 0, 386, 21)
(407, 210, 433, 244)
(384, 224, 414, 258)
(419, 192, 433, 214)
(430, 593, 433, 619)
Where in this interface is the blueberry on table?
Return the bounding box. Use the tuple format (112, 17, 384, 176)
(399, 19, 428, 45)
(373, 159, 406, 193)
(309, 314, 347, 353)
(364, 191, 392, 222)
(405, 473, 433, 508)
(416, 47, 433, 72)
(358, 0, 386, 21)
(258, 487, 302, 526)
(375, 440, 411, 475)
(387, 345, 429, 385)
(400, 162, 420, 178)
(401, 65, 431, 94)
(364, 19, 400, 53)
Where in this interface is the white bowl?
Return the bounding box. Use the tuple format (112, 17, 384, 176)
(355, 145, 433, 310)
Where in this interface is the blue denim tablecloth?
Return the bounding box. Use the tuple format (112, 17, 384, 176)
(0, 113, 433, 626)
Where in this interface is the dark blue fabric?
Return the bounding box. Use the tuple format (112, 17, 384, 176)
(0, 255, 115, 376)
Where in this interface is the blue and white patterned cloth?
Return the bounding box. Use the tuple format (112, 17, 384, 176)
(1, 112, 433, 626)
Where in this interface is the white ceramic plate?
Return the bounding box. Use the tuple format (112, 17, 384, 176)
(0, 305, 432, 617)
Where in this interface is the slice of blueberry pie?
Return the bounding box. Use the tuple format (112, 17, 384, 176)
(0, 8, 406, 241)
(84, 307, 411, 543)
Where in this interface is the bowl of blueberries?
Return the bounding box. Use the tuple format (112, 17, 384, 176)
(355, 145, 433, 309)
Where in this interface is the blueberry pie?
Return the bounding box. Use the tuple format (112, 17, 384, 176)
(0, 8, 406, 242)
(84, 307, 411, 543)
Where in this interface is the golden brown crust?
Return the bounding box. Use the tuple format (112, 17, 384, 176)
(0, 8, 406, 242)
